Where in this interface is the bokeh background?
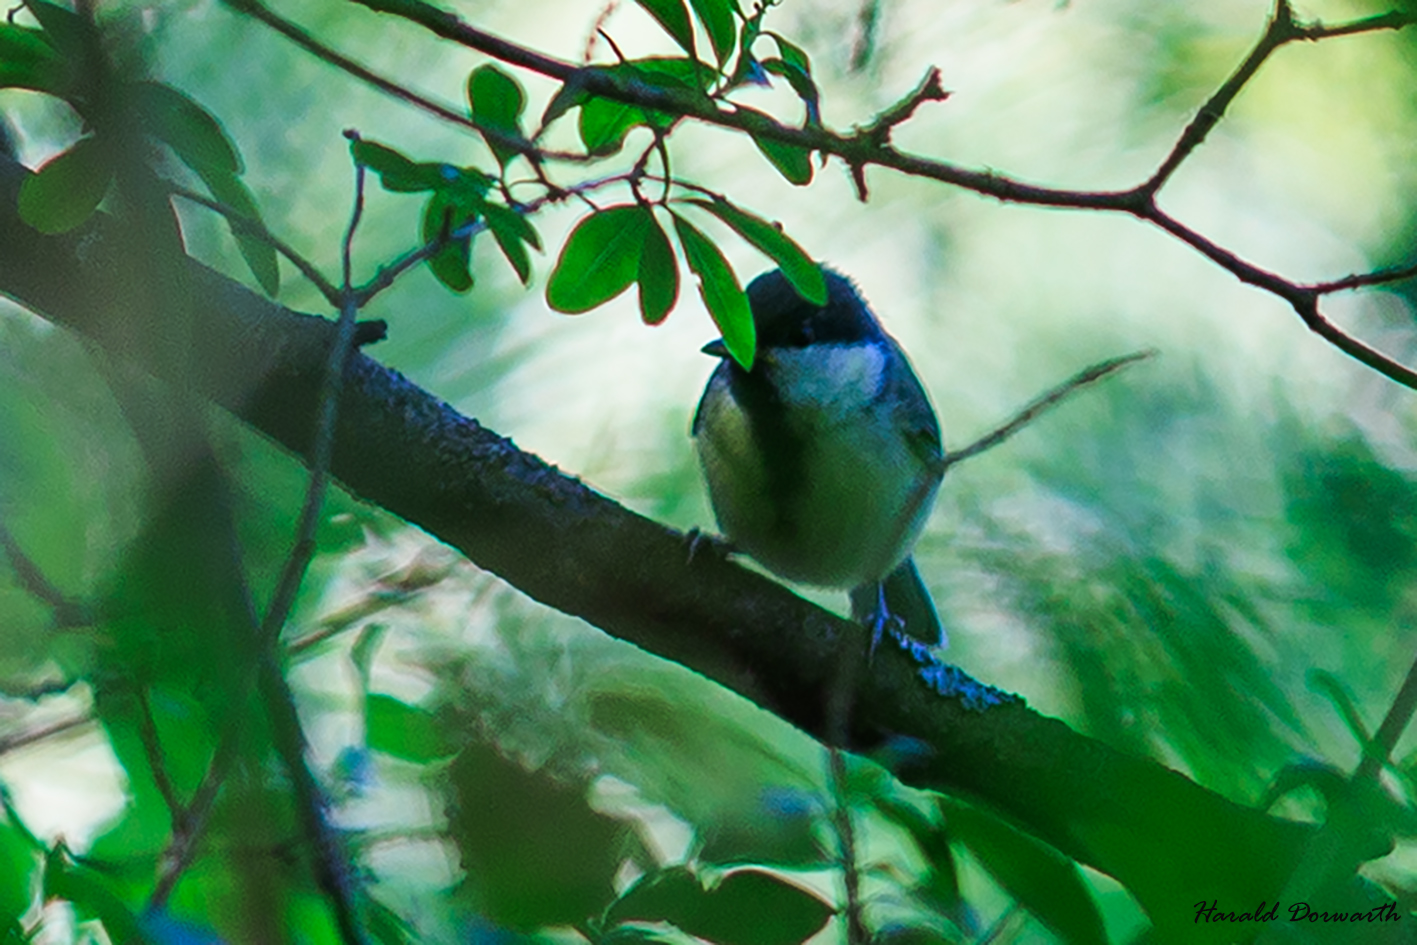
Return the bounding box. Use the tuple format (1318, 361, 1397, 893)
(2, 0, 1417, 940)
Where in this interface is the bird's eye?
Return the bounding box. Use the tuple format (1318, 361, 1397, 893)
(796, 322, 815, 346)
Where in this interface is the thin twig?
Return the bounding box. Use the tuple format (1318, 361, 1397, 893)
(859, 66, 948, 143)
(353, 168, 639, 306)
(1356, 649, 1417, 782)
(1141, 0, 1299, 196)
(147, 725, 240, 910)
(827, 747, 869, 945)
(977, 903, 1025, 945)
(225, 0, 587, 163)
(247, 154, 373, 945)
(313, 0, 1417, 392)
(0, 517, 89, 627)
(941, 351, 1155, 472)
(0, 713, 93, 757)
(257, 151, 367, 649)
(1259, 648, 1417, 942)
(136, 688, 184, 821)
(1308, 259, 1417, 295)
(171, 187, 341, 306)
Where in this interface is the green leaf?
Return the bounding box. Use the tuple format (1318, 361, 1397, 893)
(131, 80, 242, 174)
(575, 59, 706, 154)
(43, 851, 146, 945)
(670, 211, 753, 368)
(350, 623, 388, 690)
(631, 55, 714, 93)
(687, 0, 736, 65)
(608, 866, 832, 945)
(421, 189, 476, 292)
(467, 63, 526, 168)
(351, 139, 449, 192)
(546, 205, 651, 313)
(940, 797, 1107, 945)
(0, 817, 36, 928)
(481, 201, 537, 284)
(18, 136, 113, 234)
(635, 0, 696, 58)
(753, 135, 812, 185)
(366, 693, 456, 763)
(725, 15, 762, 88)
(761, 58, 820, 125)
(766, 32, 811, 75)
(197, 166, 280, 296)
(21, 0, 85, 59)
(0, 24, 61, 92)
(579, 96, 646, 156)
(448, 743, 630, 930)
(638, 211, 678, 324)
(683, 198, 823, 304)
(540, 72, 591, 130)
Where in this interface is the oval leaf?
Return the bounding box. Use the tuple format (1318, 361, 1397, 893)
(0, 24, 61, 92)
(0, 817, 36, 925)
(609, 867, 831, 945)
(760, 58, 820, 125)
(22, 0, 85, 59)
(351, 138, 447, 192)
(131, 80, 242, 174)
(670, 211, 753, 368)
(753, 135, 812, 186)
(940, 797, 1107, 945)
(482, 201, 537, 285)
(579, 96, 646, 156)
(366, 693, 455, 763)
(683, 198, 824, 305)
(638, 212, 679, 324)
(468, 63, 526, 167)
(634, 0, 695, 58)
(197, 166, 280, 296)
(18, 136, 113, 234)
(767, 31, 811, 74)
(546, 205, 651, 313)
(687, 0, 736, 65)
(422, 190, 476, 293)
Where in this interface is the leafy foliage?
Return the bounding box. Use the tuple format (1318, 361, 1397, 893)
(1, 0, 1416, 943)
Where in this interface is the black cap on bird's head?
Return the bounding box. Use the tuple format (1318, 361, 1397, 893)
(748, 268, 884, 348)
(701, 267, 883, 362)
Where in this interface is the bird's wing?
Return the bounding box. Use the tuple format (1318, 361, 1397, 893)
(885, 339, 945, 474)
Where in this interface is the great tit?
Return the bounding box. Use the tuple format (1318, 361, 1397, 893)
(692, 268, 945, 646)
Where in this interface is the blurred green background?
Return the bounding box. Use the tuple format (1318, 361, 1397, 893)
(2, 0, 1417, 941)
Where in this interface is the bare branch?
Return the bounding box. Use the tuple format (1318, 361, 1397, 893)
(1140, 0, 1299, 196)
(1144, 3, 1417, 195)
(942, 350, 1156, 471)
(283, 0, 1417, 392)
(226, 0, 586, 164)
(858, 67, 949, 143)
(0, 713, 92, 757)
(1309, 259, 1417, 295)
(1294, 6, 1417, 41)
(245, 154, 374, 945)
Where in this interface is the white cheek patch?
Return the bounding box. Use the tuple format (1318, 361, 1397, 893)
(769, 343, 885, 417)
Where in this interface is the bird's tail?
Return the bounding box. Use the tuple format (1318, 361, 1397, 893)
(851, 557, 945, 648)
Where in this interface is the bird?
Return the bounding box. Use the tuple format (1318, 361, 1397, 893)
(692, 267, 945, 648)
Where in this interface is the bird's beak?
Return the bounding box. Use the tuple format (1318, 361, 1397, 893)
(701, 339, 730, 358)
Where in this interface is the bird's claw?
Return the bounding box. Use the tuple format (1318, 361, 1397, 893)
(866, 582, 906, 660)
